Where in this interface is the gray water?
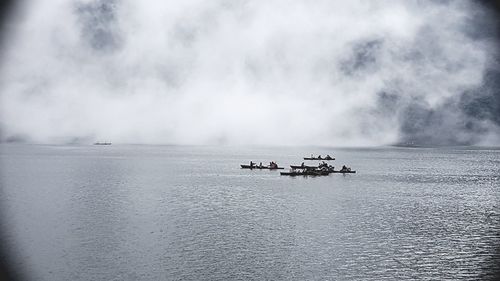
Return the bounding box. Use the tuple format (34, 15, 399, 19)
(1, 144, 499, 280)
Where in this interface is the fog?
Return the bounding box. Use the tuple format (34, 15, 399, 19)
(1, 0, 499, 146)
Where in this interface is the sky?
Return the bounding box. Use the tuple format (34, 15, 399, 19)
(0, 0, 499, 146)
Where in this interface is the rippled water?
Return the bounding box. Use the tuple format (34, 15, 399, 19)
(1, 144, 499, 280)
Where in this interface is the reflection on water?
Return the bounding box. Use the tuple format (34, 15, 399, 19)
(1, 145, 499, 280)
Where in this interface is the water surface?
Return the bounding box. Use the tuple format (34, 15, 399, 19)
(1, 144, 499, 280)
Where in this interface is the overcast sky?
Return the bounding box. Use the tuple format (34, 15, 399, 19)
(0, 0, 499, 146)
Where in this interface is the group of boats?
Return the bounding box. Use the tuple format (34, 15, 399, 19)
(240, 154, 355, 177)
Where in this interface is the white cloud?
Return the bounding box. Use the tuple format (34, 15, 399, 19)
(0, 0, 496, 145)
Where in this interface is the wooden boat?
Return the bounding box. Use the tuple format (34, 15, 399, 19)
(281, 170, 329, 176)
(331, 169, 356, 173)
(290, 164, 317, 169)
(240, 165, 284, 170)
(303, 157, 334, 161)
(289, 165, 334, 172)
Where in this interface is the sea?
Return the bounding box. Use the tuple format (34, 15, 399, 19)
(0, 144, 499, 280)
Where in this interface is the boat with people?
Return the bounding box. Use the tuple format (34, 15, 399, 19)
(282, 162, 334, 176)
(303, 154, 335, 161)
(290, 162, 316, 169)
(330, 169, 356, 173)
(330, 165, 356, 173)
(94, 141, 112, 145)
(280, 169, 330, 176)
(240, 161, 284, 170)
(240, 165, 284, 170)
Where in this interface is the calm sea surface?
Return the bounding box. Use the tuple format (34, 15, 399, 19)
(0, 144, 499, 280)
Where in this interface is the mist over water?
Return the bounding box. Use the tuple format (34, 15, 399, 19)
(1, 0, 499, 145)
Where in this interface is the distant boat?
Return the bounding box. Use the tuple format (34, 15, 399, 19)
(94, 142, 112, 145)
(281, 170, 330, 176)
(290, 164, 316, 169)
(303, 156, 334, 161)
(240, 164, 284, 170)
(330, 169, 356, 174)
(287, 164, 355, 174)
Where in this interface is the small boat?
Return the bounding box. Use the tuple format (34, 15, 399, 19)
(290, 164, 316, 169)
(303, 157, 334, 161)
(292, 163, 334, 170)
(240, 165, 284, 170)
(331, 170, 356, 173)
(331, 168, 356, 173)
(94, 142, 112, 145)
(281, 170, 329, 176)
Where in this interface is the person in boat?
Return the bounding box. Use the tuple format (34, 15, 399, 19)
(301, 162, 305, 167)
(250, 161, 255, 167)
(318, 155, 322, 159)
(259, 162, 263, 168)
(326, 154, 332, 160)
(342, 165, 347, 171)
